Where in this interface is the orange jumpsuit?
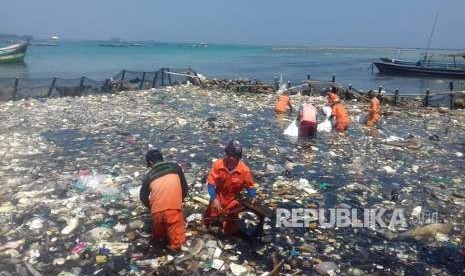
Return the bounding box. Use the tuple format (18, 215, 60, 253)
(366, 97, 380, 127)
(332, 102, 350, 132)
(203, 159, 255, 235)
(149, 174, 186, 250)
(275, 95, 292, 113)
(327, 92, 340, 104)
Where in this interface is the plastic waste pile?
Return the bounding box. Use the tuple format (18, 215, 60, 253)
(0, 83, 464, 275)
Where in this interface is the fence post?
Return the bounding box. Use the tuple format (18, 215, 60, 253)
(167, 68, 172, 85)
(139, 72, 146, 90)
(12, 77, 19, 101)
(332, 75, 336, 83)
(424, 89, 430, 107)
(79, 76, 85, 89)
(47, 76, 57, 97)
(152, 71, 158, 88)
(161, 68, 165, 86)
(394, 89, 399, 105)
(119, 70, 126, 91)
(449, 82, 454, 109)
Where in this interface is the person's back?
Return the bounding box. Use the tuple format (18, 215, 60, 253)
(299, 102, 317, 137)
(332, 102, 350, 132)
(149, 173, 183, 213)
(367, 96, 381, 127)
(275, 94, 292, 113)
(140, 150, 188, 251)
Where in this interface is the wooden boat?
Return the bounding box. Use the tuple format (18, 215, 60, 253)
(0, 42, 28, 63)
(373, 54, 465, 78)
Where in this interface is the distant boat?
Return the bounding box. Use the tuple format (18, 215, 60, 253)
(0, 42, 28, 63)
(50, 36, 59, 40)
(373, 54, 465, 78)
(31, 42, 59, 46)
(99, 43, 129, 47)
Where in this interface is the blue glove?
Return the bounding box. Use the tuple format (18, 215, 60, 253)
(207, 184, 216, 200)
(246, 187, 256, 199)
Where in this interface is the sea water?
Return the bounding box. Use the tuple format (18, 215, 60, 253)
(0, 41, 463, 93)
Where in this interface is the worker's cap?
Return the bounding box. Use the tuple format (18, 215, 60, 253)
(146, 149, 163, 166)
(225, 140, 243, 159)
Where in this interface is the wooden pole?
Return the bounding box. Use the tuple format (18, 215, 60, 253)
(167, 68, 172, 85)
(139, 72, 146, 90)
(424, 90, 430, 107)
(12, 77, 19, 101)
(449, 82, 454, 109)
(161, 68, 165, 86)
(394, 89, 399, 105)
(47, 76, 57, 97)
(152, 71, 158, 88)
(307, 74, 311, 80)
(119, 70, 126, 91)
(332, 75, 335, 83)
(79, 76, 85, 89)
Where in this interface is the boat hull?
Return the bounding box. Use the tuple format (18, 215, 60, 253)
(0, 42, 28, 63)
(374, 60, 465, 79)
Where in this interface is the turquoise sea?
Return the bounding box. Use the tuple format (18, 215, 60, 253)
(1, 41, 464, 93)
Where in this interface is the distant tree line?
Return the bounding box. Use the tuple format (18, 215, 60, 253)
(0, 33, 34, 42)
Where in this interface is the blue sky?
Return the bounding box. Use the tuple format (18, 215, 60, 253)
(1, 0, 464, 49)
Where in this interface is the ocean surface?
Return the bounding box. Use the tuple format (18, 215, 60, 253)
(1, 41, 464, 93)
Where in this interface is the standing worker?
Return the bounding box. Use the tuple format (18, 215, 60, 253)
(275, 91, 293, 113)
(140, 149, 189, 251)
(203, 140, 257, 235)
(327, 87, 340, 105)
(328, 94, 350, 132)
(366, 91, 381, 127)
(298, 97, 318, 137)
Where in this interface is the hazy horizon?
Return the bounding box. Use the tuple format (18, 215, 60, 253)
(2, 0, 464, 50)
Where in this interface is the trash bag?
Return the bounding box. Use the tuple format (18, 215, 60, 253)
(317, 106, 333, 133)
(283, 119, 299, 137)
(358, 112, 369, 125)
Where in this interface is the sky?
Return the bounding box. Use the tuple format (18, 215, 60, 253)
(1, 0, 464, 49)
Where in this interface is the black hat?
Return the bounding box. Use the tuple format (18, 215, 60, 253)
(225, 140, 242, 159)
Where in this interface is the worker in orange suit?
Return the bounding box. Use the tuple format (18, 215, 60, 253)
(329, 96, 350, 132)
(275, 91, 293, 113)
(327, 87, 340, 105)
(366, 91, 381, 127)
(203, 140, 257, 235)
(140, 149, 188, 251)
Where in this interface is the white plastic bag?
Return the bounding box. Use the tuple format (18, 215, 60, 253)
(283, 120, 299, 137)
(317, 106, 333, 133)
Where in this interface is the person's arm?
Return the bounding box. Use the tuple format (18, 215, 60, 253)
(176, 164, 189, 201)
(139, 175, 151, 208)
(207, 162, 222, 211)
(243, 168, 257, 203)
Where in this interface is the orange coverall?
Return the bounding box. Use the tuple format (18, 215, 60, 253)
(366, 97, 381, 127)
(203, 159, 255, 235)
(327, 92, 340, 104)
(332, 102, 350, 132)
(275, 95, 292, 113)
(149, 174, 186, 250)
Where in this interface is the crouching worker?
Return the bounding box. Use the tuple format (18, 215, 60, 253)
(140, 149, 188, 251)
(366, 91, 381, 127)
(203, 140, 257, 235)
